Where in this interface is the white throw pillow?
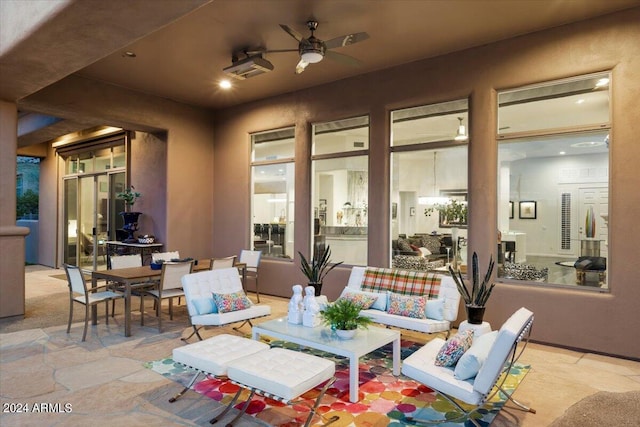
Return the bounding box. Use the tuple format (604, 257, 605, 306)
(454, 330, 498, 380)
(418, 247, 432, 257)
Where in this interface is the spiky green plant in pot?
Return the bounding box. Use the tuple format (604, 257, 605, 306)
(449, 252, 495, 324)
(298, 245, 343, 296)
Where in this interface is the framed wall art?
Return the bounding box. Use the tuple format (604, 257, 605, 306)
(519, 201, 537, 219)
(509, 201, 514, 219)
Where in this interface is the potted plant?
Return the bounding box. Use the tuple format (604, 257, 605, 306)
(116, 186, 141, 211)
(298, 245, 343, 296)
(320, 298, 373, 339)
(116, 186, 142, 243)
(449, 251, 495, 324)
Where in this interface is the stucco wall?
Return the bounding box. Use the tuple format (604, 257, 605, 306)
(212, 9, 640, 358)
(27, 77, 216, 265)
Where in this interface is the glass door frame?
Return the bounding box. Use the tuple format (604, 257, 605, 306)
(63, 170, 125, 270)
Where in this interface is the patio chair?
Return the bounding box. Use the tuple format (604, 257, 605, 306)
(181, 267, 271, 341)
(239, 249, 262, 302)
(140, 261, 193, 332)
(64, 263, 124, 341)
(401, 307, 536, 427)
(211, 255, 236, 269)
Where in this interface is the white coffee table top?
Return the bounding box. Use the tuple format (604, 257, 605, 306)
(253, 317, 397, 355)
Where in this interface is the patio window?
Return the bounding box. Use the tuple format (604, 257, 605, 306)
(497, 72, 611, 289)
(390, 99, 469, 269)
(250, 127, 295, 259)
(312, 116, 369, 266)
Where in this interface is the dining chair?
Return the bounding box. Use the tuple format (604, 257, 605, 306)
(108, 254, 156, 313)
(211, 255, 236, 270)
(239, 250, 262, 302)
(140, 261, 193, 332)
(64, 263, 124, 342)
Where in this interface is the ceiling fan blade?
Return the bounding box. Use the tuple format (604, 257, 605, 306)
(280, 24, 304, 42)
(324, 32, 370, 50)
(325, 50, 361, 66)
(259, 49, 299, 54)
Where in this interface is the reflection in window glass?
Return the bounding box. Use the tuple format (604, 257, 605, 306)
(390, 100, 469, 270)
(497, 73, 610, 289)
(312, 117, 369, 266)
(498, 74, 610, 135)
(251, 128, 295, 259)
(313, 116, 369, 156)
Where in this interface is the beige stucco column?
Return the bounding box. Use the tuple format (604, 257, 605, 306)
(0, 100, 28, 318)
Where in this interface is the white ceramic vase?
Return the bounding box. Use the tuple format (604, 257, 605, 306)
(335, 329, 356, 340)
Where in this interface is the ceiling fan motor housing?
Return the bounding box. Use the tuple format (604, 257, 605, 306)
(300, 36, 325, 63)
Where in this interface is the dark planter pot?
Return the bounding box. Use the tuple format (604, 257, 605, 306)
(309, 282, 322, 296)
(465, 305, 486, 325)
(120, 211, 141, 243)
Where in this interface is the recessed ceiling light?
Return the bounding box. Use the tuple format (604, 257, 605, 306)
(122, 51, 136, 58)
(559, 151, 566, 155)
(576, 99, 585, 104)
(595, 78, 610, 88)
(570, 141, 605, 148)
(219, 80, 232, 89)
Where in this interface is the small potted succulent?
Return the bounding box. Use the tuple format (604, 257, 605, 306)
(320, 298, 373, 339)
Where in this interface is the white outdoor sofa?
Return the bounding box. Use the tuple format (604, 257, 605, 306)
(341, 266, 461, 337)
(181, 267, 271, 341)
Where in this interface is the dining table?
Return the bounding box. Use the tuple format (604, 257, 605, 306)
(91, 261, 211, 337)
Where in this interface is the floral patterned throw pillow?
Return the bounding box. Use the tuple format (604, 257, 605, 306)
(339, 290, 378, 309)
(212, 291, 253, 313)
(434, 329, 474, 367)
(386, 291, 427, 319)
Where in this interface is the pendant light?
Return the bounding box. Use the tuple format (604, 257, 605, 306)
(454, 117, 468, 141)
(418, 152, 450, 205)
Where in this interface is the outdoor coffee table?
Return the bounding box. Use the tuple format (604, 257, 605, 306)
(252, 317, 400, 403)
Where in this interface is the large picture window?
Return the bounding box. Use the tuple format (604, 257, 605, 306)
(312, 116, 369, 266)
(250, 127, 295, 259)
(497, 72, 610, 289)
(390, 100, 469, 271)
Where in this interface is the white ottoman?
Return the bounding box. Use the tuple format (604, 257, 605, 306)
(228, 347, 335, 401)
(172, 333, 269, 376)
(217, 347, 336, 427)
(169, 334, 269, 403)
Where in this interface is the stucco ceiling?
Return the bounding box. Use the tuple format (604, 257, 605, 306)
(4, 0, 637, 147)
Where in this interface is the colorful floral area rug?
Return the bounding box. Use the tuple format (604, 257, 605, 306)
(146, 339, 530, 427)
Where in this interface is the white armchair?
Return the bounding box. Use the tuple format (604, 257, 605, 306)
(181, 267, 271, 341)
(401, 307, 536, 426)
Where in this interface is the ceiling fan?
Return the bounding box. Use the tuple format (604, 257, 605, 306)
(261, 20, 369, 74)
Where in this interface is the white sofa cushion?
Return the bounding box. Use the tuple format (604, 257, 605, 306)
(360, 309, 450, 334)
(227, 347, 335, 401)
